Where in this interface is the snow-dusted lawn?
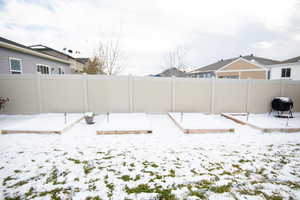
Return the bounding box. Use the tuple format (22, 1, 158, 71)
(95, 113, 152, 133)
(0, 113, 83, 133)
(232, 113, 300, 129)
(1, 114, 300, 200)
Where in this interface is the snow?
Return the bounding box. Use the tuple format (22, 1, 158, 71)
(0, 113, 83, 132)
(95, 113, 152, 131)
(169, 112, 235, 129)
(233, 112, 300, 129)
(0, 113, 300, 200)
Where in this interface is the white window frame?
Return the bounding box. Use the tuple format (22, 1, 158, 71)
(9, 57, 23, 74)
(36, 64, 51, 74)
(281, 67, 291, 78)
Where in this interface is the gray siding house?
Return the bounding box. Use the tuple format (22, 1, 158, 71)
(0, 37, 71, 74)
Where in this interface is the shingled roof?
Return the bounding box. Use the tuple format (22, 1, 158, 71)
(190, 55, 280, 73)
(280, 56, 300, 64)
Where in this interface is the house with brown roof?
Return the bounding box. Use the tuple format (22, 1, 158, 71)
(188, 54, 280, 79)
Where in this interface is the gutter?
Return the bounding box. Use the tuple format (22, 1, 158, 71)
(0, 42, 71, 64)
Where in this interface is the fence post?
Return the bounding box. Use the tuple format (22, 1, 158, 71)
(128, 75, 133, 112)
(83, 74, 89, 112)
(36, 72, 42, 113)
(246, 78, 251, 113)
(211, 78, 215, 114)
(171, 76, 175, 112)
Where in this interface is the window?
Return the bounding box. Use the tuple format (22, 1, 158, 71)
(58, 67, 64, 74)
(9, 58, 22, 74)
(37, 64, 50, 74)
(281, 68, 291, 78)
(219, 76, 239, 79)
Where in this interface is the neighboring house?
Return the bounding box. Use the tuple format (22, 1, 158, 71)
(189, 54, 280, 79)
(0, 37, 71, 74)
(29, 45, 85, 73)
(268, 56, 300, 80)
(153, 67, 187, 77)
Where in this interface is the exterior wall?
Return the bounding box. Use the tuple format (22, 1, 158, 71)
(221, 59, 261, 71)
(240, 71, 266, 79)
(0, 47, 71, 74)
(269, 63, 300, 80)
(1, 74, 300, 114)
(216, 71, 239, 78)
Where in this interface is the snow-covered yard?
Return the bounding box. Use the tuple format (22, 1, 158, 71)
(1, 114, 300, 200)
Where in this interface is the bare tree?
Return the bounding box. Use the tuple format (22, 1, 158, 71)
(162, 46, 188, 76)
(94, 39, 126, 75)
(165, 46, 188, 70)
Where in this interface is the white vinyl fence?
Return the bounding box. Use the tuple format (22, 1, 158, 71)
(0, 74, 299, 114)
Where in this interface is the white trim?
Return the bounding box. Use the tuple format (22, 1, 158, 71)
(188, 70, 214, 74)
(9, 57, 22, 74)
(217, 68, 267, 73)
(267, 61, 300, 68)
(0, 41, 70, 64)
(216, 57, 267, 72)
(36, 64, 51, 75)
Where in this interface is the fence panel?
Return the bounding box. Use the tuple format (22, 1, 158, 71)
(282, 80, 300, 112)
(133, 77, 172, 112)
(214, 79, 248, 113)
(174, 78, 211, 112)
(40, 75, 85, 113)
(248, 80, 281, 113)
(87, 76, 130, 113)
(0, 74, 38, 114)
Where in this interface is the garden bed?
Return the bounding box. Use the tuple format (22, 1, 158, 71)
(168, 112, 235, 133)
(222, 112, 300, 133)
(0, 113, 83, 134)
(96, 113, 152, 135)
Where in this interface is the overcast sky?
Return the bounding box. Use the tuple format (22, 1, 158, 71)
(1, 0, 300, 75)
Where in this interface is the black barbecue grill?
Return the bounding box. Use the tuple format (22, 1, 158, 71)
(270, 97, 293, 118)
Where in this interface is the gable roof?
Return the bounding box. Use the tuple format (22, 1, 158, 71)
(156, 67, 187, 77)
(190, 55, 280, 73)
(0, 36, 70, 64)
(280, 56, 300, 64)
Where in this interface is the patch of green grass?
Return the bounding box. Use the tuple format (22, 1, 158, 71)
(151, 163, 159, 168)
(88, 183, 97, 191)
(39, 187, 71, 199)
(188, 190, 207, 199)
(3, 176, 16, 186)
(103, 156, 114, 160)
(8, 180, 28, 188)
(120, 175, 131, 182)
(210, 184, 231, 193)
(4, 196, 21, 200)
(130, 163, 135, 167)
(83, 164, 94, 175)
(46, 167, 67, 185)
(67, 158, 81, 164)
(86, 196, 102, 200)
(239, 159, 251, 163)
(134, 174, 141, 181)
(125, 184, 176, 200)
(191, 169, 198, 175)
(168, 169, 176, 177)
